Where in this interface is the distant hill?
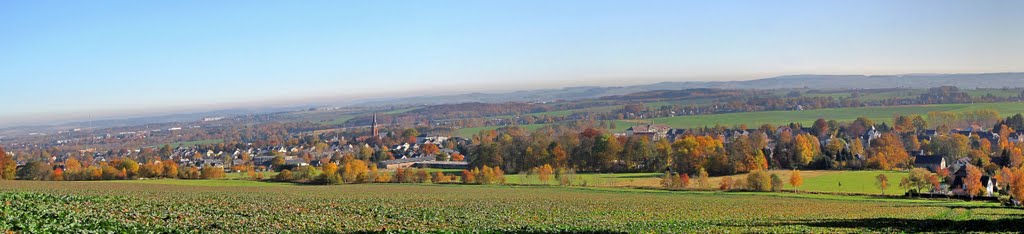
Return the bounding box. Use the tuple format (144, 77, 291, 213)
(354, 72, 1024, 106)
(4, 72, 1021, 133)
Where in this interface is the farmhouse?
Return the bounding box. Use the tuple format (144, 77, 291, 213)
(377, 156, 436, 170)
(413, 161, 469, 169)
(626, 124, 672, 140)
(913, 155, 945, 172)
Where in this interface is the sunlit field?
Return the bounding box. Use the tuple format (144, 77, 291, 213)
(3, 180, 1022, 233)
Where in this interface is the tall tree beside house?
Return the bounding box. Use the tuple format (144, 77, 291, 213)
(912, 115, 928, 134)
(903, 134, 922, 153)
(811, 118, 829, 138)
(0, 146, 17, 180)
(868, 133, 911, 170)
(848, 117, 875, 138)
(875, 174, 889, 195)
(592, 133, 622, 171)
(927, 173, 941, 193)
(1008, 168, 1024, 205)
(965, 165, 984, 200)
(927, 134, 971, 162)
(789, 170, 803, 193)
(793, 134, 820, 168)
(893, 115, 915, 134)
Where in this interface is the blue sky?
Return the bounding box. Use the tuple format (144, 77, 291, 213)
(1, 0, 1022, 126)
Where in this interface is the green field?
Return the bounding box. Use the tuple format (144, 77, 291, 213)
(455, 123, 551, 138)
(505, 172, 662, 187)
(636, 102, 1024, 129)
(151, 139, 225, 148)
(3, 180, 1022, 232)
(319, 115, 355, 125)
(800, 170, 909, 195)
(456, 102, 1024, 137)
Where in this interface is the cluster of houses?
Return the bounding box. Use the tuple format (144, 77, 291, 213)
(26, 133, 468, 174)
(914, 154, 998, 197)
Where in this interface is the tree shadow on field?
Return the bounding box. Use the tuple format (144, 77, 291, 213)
(315, 229, 626, 234)
(795, 217, 1024, 232)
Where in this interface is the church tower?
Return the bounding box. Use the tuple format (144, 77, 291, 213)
(371, 112, 379, 137)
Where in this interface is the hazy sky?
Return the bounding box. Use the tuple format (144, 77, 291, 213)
(1, 0, 1022, 126)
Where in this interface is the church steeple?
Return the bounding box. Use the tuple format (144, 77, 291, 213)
(371, 112, 379, 137)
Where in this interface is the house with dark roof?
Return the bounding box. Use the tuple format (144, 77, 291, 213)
(913, 155, 946, 172)
(950, 172, 996, 197)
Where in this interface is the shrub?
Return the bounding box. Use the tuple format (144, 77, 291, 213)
(770, 173, 784, 191)
(747, 170, 771, 192)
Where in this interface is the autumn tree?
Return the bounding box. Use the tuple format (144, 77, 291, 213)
(63, 157, 83, 180)
(49, 168, 64, 181)
(320, 162, 342, 184)
(900, 168, 932, 196)
(868, 133, 911, 170)
(1008, 168, 1024, 204)
(592, 133, 622, 171)
(811, 118, 830, 138)
(0, 147, 14, 180)
(964, 165, 984, 200)
(793, 134, 820, 168)
(747, 170, 771, 192)
(200, 166, 225, 179)
(536, 164, 553, 184)
(719, 177, 734, 191)
(790, 170, 803, 193)
(875, 174, 889, 195)
(849, 117, 875, 137)
(672, 135, 724, 175)
(161, 161, 179, 178)
(342, 160, 369, 183)
(421, 143, 441, 155)
(893, 115, 915, 134)
(275, 169, 294, 182)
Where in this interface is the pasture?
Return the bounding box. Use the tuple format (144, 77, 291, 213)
(630, 102, 1024, 129)
(3, 180, 1022, 233)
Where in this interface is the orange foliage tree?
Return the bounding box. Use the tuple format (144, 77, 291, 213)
(964, 165, 984, 200)
(790, 170, 803, 193)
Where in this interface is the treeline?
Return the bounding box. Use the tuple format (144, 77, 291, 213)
(11, 156, 228, 181)
(268, 157, 509, 185)
(466, 112, 1024, 177)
